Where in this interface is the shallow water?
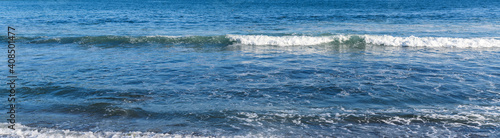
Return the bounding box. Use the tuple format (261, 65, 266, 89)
(1, 0, 499, 137)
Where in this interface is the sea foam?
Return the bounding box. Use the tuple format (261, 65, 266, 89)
(0, 123, 179, 138)
(363, 35, 500, 48)
(13, 34, 500, 48)
(227, 35, 500, 47)
(226, 34, 351, 46)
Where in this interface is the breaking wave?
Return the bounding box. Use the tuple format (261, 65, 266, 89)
(3, 34, 500, 47)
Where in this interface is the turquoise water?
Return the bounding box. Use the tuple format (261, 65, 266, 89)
(1, 0, 500, 137)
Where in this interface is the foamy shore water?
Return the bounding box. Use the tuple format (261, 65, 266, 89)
(0, 123, 183, 138)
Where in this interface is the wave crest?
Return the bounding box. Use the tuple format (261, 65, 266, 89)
(364, 35, 500, 47)
(7, 34, 500, 47)
(229, 34, 500, 47)
(226, 34, 352, 46)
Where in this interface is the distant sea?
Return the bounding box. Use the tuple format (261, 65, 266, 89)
(1, 0, 499, 137)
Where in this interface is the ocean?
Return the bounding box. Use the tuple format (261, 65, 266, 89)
(1, 0, 499, 137)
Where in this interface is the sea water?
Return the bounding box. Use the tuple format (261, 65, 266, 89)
(1, 0, 499, 137)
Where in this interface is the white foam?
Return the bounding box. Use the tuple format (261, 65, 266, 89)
(0, 123, 284, 138)
(364, 35, 500, 48)
(227, 35, 350, 46)
(0, 123, 183, 138)
(227, 34, 500, 47)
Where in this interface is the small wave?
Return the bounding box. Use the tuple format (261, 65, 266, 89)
(228, 34, 500, 47)
(25, 35, 234, 46)
(226, 34, 352, 46)
(6, 34, 500, 47)
(363, 35, 500, 48)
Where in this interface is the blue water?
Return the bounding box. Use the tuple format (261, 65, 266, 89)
(1, 0, 500, 137)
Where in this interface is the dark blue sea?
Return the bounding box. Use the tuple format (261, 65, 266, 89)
(1, 0, 500, 137)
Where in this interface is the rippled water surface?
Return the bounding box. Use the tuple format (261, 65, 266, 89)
(1, 0, 499, 137)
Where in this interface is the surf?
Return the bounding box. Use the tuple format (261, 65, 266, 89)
(5, 34, 500, 48)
